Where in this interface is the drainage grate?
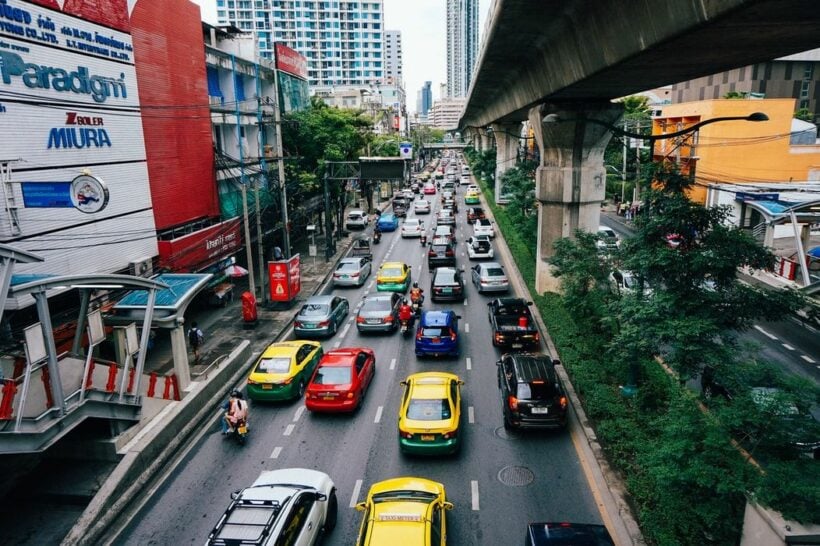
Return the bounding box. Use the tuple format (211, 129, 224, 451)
(493, 426, 520, 440)
(497, 465, 534, 487)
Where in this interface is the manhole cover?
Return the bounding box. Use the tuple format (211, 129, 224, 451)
(497, 465, 534, 487)
(494, 426, 520, 440)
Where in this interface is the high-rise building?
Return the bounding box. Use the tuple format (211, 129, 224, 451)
(431, 98, 467, 129)
(385, 30, 403, 85)
(419, 81, 433, 115)
(446, 0, 479, 98)
(216, 0, 386, 87)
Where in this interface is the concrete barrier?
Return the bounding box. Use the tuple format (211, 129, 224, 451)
(61, 340, 252, 546)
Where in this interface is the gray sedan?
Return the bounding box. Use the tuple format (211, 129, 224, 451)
(294, 295, 349, 337)
(356, 293, 402, 334)
(471, 262, 510, 294)
(333, 256, 371, 287)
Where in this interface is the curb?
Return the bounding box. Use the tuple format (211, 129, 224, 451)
(478, 183, 644, 546)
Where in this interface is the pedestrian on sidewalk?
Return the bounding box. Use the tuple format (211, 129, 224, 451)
(188, 321, 204, 363)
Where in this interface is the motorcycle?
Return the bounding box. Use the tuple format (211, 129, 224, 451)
(373, 230, 382, 244)
(400, 318, 412, 337)
(227, 417, 249, 445)
(410, 294, 423, 316)
(420, 233, 427, 246)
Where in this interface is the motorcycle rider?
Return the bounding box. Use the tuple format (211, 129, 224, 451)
(373, 222, 382, 243)
(398, 298, 414, 329)
(410, 282, 424, 307)
(222, 389, 249, 434)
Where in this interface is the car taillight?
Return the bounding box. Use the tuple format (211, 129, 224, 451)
(247, 378, 258, 385)
(351, 272, 359, 278)
(534, 332, 540, 342)
(508, 395, 518, 410)
(346, 392, 354, 399)
(559, 396, 568, 410)
(494, 332, 504, 342)
(318, 320, 330, 327)
(356, 316, 366, 324)
(282, 377, 293, 385)
(416, 329, 423, 340)
(450, 332, 457, 341)
(442, 431, 457, 439)
(307, 392, 316, 399)
(445, 249, 454, 256)
(294, 321, 302, 327)
(400, 431, 413, 439)
(384, 315, 394, 323)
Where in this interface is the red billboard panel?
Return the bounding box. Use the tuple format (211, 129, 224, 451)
(268, 254, 301, 302)
(275, 43, 308, 80)
(157, 219, 242, 272)
(26, 0, 130, 32)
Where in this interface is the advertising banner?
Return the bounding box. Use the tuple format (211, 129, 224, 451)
(275, 43, 308, 79)
(268, 254, 301, 302)
(157, 218, 242, 272)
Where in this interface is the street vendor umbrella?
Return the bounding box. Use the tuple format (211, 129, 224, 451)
(224, 264, 249, 278)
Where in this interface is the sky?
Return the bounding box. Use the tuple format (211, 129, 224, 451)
(191, 0, 491, 113)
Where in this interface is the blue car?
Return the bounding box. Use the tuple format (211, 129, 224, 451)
(415, 310, 461, 358)
(377, 212, 399, 232)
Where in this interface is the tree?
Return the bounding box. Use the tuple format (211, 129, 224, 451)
(723, 91, 750, 99)
(794, 107, 815, 123)
(603, 95, 652, 200)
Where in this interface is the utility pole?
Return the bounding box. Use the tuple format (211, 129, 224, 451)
(323, 169, 333, 261)
(272, 69, 291, 259)
(253, 179, 266, 302)
(240, 182, 256, 295)
(621, 120, 628, 202)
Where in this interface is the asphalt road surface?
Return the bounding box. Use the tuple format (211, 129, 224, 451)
(117, 188, 603, 545)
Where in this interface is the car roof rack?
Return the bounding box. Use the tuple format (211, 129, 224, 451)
(207, 497, 285, 546)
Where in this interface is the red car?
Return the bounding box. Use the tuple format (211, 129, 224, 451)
(423, 183, 437, 195)
(305, 347, 375, 413)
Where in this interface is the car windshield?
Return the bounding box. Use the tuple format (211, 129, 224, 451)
(381, 267, 403, 277)
(312, 366, 351, 385)
(300, 303, 329, 316)
(407, 398, 451, 420)
(363, 298, 391, 312)
(256, 357, 291, 373)
(517, 381, 558, 400)
(371, 490, 437, 504)
(486, 267, 504, 277)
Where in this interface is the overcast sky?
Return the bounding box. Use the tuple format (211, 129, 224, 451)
(192, 0, 490, 113)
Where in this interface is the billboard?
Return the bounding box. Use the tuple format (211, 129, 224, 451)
(157, 219, 242, 272)
(275, 43, 308, 80)
(268, 254, 301, 303)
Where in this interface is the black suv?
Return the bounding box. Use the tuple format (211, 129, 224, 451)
(497, 353, 568, 430)
(427, 237, 456, 268)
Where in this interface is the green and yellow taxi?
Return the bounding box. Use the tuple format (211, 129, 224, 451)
(398, 372, 463, 455)
(376, 261, 412, 293)
(355, 477, 453, 545)
(463, 190, 480, 205)
(246, 340, 323, 401)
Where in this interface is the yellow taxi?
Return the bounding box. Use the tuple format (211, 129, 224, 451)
(463, 190, 480, 205)
(398, 372, 463, 455)
(355, 477, 453, 545)
(246, 340, 323, 401)
(376, 261, 412, 293)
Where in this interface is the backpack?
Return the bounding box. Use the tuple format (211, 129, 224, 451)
(188, 327, 202, 346)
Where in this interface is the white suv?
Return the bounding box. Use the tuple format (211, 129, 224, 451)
(208, 468, 337, 546)
(345, 210, 368, 230)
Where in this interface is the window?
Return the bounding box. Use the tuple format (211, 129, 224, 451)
(430, 505, 442, 544)
(313, 366, 351, 385)
(355, 352, 367, 374)
(275, 494, 315, 546)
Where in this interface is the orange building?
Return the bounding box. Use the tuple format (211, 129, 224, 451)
(651, 99, 820, 203)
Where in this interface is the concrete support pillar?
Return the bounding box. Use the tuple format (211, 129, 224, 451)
(491, 122, 522, 203)
(481, 131, 493, 152)
(529, 102, 622, 293)
(170, 324, 191, 390)
(472, 132, 480, 150)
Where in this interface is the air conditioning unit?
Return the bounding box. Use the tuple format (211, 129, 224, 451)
(129, 257, 153, 277)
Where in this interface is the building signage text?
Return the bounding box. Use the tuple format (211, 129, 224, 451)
(47, 111, 111, 149)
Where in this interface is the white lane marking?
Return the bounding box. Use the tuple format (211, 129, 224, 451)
(293, 406, 306, 422)
(283, 424, 295, 436)
(390, 358, 396, 370)
(374, 405, 383, 423)
(349, 316, 355, 323)
(333, 341, 341, 348)
(468, 406, 475, 423)
(466, 357, 472, 370)
(340, 324, 351, 337)
(465, 323, 470, 333)
(801, 355, 816, 364)
(350, 479, 363, 508)
(753, 325, 778, 340)
(368, 281, 375, 289)
(270, 446, 282, 459)
(471, 480, 479, 510)
(782, 343, 795, 351)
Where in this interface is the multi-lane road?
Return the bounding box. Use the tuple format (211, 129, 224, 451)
(117, 185, 604, 544)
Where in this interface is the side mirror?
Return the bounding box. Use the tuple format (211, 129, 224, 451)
(315, 492, 328, 501)
(552, 359, 561, 367)
(526, 301, 533, 306)
(495, 360, 502, 366)
(230, 490, 242, 500)
(400, 380, 407, 386)
(458, 380, 465, 385)
(355, 501, 367, 512)
(456, 315, 462, 320)
(443, 502, 454, 511)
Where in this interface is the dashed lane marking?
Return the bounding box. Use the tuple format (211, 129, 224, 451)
(801, 355, 816, 364)
(293, 406, 306, 422)
(782, 343, 795, 351)
(465, 323, 470, 333)
(374, 405, 383, 424)
(468, 406, 475, 424)
(753, 325, 778, 340)
(466, 357, 472, 370)
(333, 341, 341, 348)
(340, 324, 351, 337)
(270, 446, 282, 459)
(283, 424, 295, 436)
(390, 358, 396, 370)
(471, 480, 480, 511)
(350, 479, 363, 508)
(348, 317, 355, 323)
(463, 299, 468, 306)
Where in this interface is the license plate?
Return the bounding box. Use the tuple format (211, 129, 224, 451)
(531, 407, 549, 415)
(421, 434, 435, 441)
(322, 396, 335, 401)
(262, 384, 273, 390)
(367, 319, 380, 324)
(512, 343, 523, 349)
(238, 425, 247, 434)
(341, 275, 349, 279)
(443, 288, 452, 294)
(303, 324, 316, 329)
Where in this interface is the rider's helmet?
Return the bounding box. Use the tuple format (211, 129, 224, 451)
(231, 389, 242, 399)
(413, 282, 419, 288)
(403, 298, 409, 305)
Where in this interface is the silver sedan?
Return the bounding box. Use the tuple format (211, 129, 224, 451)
(333, 256, 372, 287)
(471, 262, 510, 294)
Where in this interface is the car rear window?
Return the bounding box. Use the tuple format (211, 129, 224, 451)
(336, 262, 358, 272)
(431, 244, 449, 254)
(312, 366, 352, 385)
(517, 380, 558, 400)
(256, 357, 291, 373)
(421, 327, 451, 338)
(486, 267, 504, 277)
(407, 399, 451, 420)
(300, 303, 329, 316)
(381, 267, 402, 277)
(435, 270, 457, 283)
(363, 298, 391, 312)
(348, 213, 363, 220)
